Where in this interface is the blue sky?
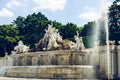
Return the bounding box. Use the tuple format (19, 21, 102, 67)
(0, 0, 114, 26)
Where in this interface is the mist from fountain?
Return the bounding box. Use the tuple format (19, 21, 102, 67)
(105, 14, 110, 80)
(100, 0, 110, 79)
(88, 0, 111, 79)
(93, 0, 110, 79)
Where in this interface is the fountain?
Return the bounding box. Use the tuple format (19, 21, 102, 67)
(0, 24, 98, 79)
(1, 1, 120, 78)
(0, 22, 120, 79)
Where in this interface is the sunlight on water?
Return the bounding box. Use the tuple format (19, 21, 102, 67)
(100, 0, 110, 79)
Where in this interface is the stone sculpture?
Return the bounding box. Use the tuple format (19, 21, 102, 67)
(74, 31, 84, 50)
(36, 24, 86, 51)
(13, 40, 29, 53)
(36, 24, 75, 51)
(46, 24, 61, 50)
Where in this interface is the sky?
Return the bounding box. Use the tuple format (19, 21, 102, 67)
(0, 0, 114, 26)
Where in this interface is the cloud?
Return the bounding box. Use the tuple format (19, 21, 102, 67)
(107, 2, 112, 7)
(32, 0, 67, 12)
(0, 8, 14, 17)
(6, 0, 23, 9)
(85, 6, 95, 11)
(78, 0, 112, 22)
(100, 0, 112, 12)
(117, 2, 120, 5)
(78, 11, 101, 21)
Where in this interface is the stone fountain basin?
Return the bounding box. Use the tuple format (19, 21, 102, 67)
(0, 65, 97, 79)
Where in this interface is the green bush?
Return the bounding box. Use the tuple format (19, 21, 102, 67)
(82, 36, 95, 48)
(66, 36, 95, 48)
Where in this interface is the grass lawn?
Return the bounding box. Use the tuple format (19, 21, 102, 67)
(0, 57, 4, 60)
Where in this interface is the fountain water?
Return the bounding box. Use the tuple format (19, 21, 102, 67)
(93, 0, 110, 79)
(100, 0, 110, 79)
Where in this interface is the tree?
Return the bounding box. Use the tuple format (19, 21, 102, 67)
(12, 16, 25, 28)
(109, 0, 120, 44)
(60, 23, 77, 39)
(13, 12, 50, 50)
(12, 16, 25, 36)
(80, 21, 96, 37)
(76, 26, 83, 35)
(52, 20, 63, 31)
(22, 12, 49, 49)
(0, 25, 19, 56)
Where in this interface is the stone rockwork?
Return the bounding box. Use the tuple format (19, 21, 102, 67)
(36, 24, 85, 51)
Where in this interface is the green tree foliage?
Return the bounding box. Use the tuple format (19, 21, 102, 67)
(76, 26, 83, 34)
(0, 25, 19, 56)
(12, 16, 25, 36)
(80, 21, 96, 48)
(13, 12, 50, 49)
(60, 23, 78, 39)
(80, 21, 96, 37)
(13, 16, 25, 28)
(80, 20, 106, 46)
(109, 0, 120, 44)
(52, 20, 63, 31)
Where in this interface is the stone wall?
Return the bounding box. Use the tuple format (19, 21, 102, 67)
(11, 50, 91, 66)
(99, 45, 120, 79)
(2, 45, 120, 79)
(3, 66, 97, 79)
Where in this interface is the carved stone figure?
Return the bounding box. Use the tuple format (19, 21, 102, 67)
(74, 31, 80, 50)
(74, 31, 84, 50)
(13, 40, 29, 53)
(36, 24, 75, 51)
